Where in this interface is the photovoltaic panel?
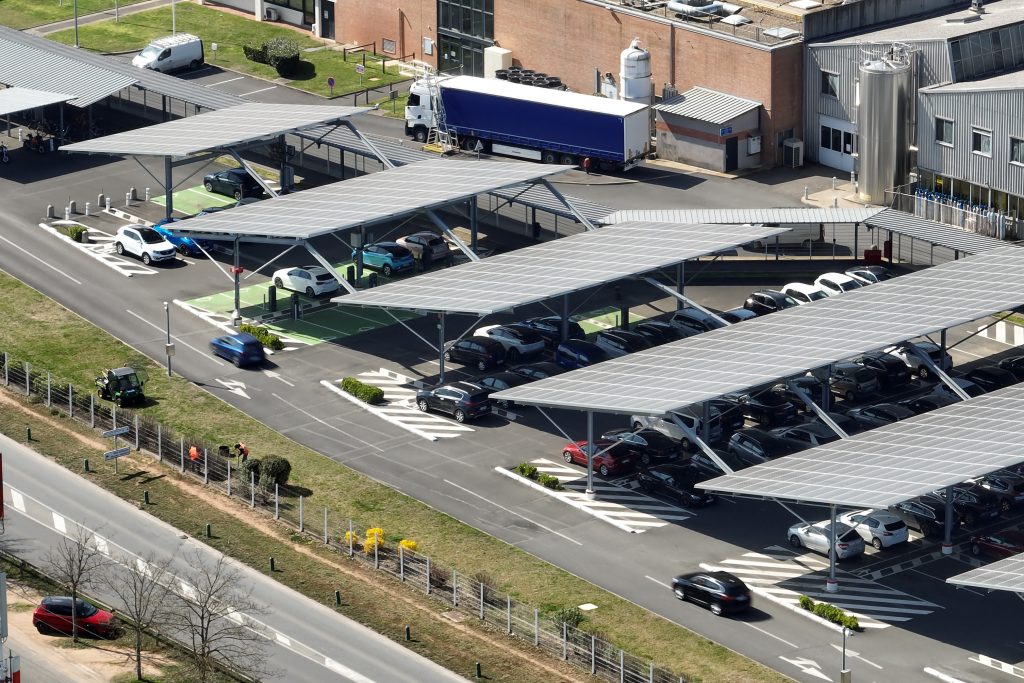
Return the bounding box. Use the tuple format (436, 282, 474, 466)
(948, 553, 1024, 593)
(599, 207, 882, 226)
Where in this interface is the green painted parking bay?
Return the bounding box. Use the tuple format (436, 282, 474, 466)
(152, 185, 235, 216)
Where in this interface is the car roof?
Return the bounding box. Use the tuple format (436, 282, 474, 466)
(844, 508, 901, 522)
(445, 381, 487, 394)
(111, 367, 136, 376)
(817, 272, 857, 282)
(369, 241, 402, 248)
(783, 282, 823, 294)
(516, 361, 562, 371)
(482, 371, 525, 384)
(228, 332, 260, 344)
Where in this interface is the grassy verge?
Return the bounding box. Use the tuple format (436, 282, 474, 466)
(371, 91, 409, 119)
(46, 3, 408, 97)
(0, 269, 787, 683)
(0, 0, 147, 30)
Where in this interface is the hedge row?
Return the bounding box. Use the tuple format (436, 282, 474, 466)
(799, 595, 860, 630)
(243, 37, 301, 77)
(239, 323, 284, 351)
(340, 377, 385, 405)
(513, 462, 563, 490)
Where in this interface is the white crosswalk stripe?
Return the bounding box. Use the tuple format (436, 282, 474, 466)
(40, 222, 159, 277)
(530, 458, 696, 533)
(700, 546, 941, 628)
(355, 370, 473, 440)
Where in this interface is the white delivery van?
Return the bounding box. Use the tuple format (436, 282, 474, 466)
(132, 34, 204, 73)
(742, 223, 825, 251)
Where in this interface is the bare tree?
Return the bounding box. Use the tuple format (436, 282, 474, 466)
(103, 551, 176, 681)
(44, 525, 109, 642)
(173, 549, 271, 683)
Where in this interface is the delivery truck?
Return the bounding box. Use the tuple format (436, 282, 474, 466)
(405, 75, 651, 171)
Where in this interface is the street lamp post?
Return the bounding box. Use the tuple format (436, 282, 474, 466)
(73, 0, 79, 47)
(171, 0, 177, 35)
(163, 301, 172, 377)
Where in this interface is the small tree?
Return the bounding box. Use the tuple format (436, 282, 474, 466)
(104, 551, 175, 681)
(260, 455, 291, 487)
(45, 526, 108, 642)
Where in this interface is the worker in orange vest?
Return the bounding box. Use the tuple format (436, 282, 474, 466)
(189, 444, 200, 472)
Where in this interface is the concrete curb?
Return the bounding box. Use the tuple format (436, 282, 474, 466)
(320, 379, 437, 442)
(754, 590, 848, 634)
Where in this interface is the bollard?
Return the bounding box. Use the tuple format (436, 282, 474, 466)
(84, 202, 91, 217)
(83, 458, 90, 472)
(145, 187, 151, 201)
(269, 557, 276, 572)
(803, 186, 809, 200)
(46, 204, 54, 219)
(405, 625, 411, 641)
(205, 523, 212, 538)
(833, 197, 839, 208)
(69, 200, 77, 214)
(129, 187, 138, 200)
(17, 129, 22, 142)
(476, 663, 482, 679)
(64, 207, 71, 220)
(832, 176, 837, 190)
(97, 193, 105, 208)
(143, 491, 150, 505)
(105, 197, 111, 211)
(125, 192, 132, 207)
(335, 590, 341, 606)
(25, 427, 31, 442)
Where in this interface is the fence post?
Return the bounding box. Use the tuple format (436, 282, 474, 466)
(113, 404, 117, 429)
(591, 635, 596, 674)
(203, 448, 208, 484)
(399, 544, 404, 581)
(534, 609, 539, 646)
(90, 393, 94, 428)
(426, 556, 431, 594)
(323, 507, 328, 544)
(2, 352, 7, 386)
(348, 519, 353, 556)
(156, 423, 161, 461)
(562, 623, 567, 660)
(252, 472, 257, 508)
(227, 459, 232, 496)
(620, 649, 625, 683)
(68, 383, 73, 418)
(299, 495, 304, 532)
(24, 363, 29, 395)
(275, 484, 280, 519)
(179, 437, 184, 472)
(46, 372, 51, 406)
(479, 582, 484, 620)
(134, 415, 139, 451)
(506, 596, 512, 635)
(374, 535, 379, 569)
(453, 569, 458, 606)
(649, 662, 654, 683)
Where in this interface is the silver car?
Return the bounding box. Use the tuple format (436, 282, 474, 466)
(837, 509, 909, 550)
(787, 520, 865, 559)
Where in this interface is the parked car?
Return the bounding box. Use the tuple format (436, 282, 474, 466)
(397, 231, 449, 263)
(969, 531, 1024, 559)
(930, 377, 985, 400)
(602, 428, 682, 465)
(203, 168, 264, 199)
(114, 226, 176, 265)
(814, 272, 864, 296)
(974, 473, 1024, 512)
(272, 265, 340, 297)
(743, 289, 800, 316)
(830, 361, 881, 402)
(443, 337, 506, 371)
(963, 365, 1019, 392)
(846, 265, 894, 283)
(730, 388, 798, 426)
(727, 428, 803, 467)
(926, 484, 1001, 526)
(671, 571, 751, 616)
(846, 402, 915, 429)
(518, 316, 585, 348)
(415, 381, 491, 422)
(897, 395, 945, 416)
(510, 361, 565, 381)
(772, 375, 827, 410)
(474, 324, 545, 362)
(209, 332, 265, 367)
(888, 498, 959, 537)
(719, 307, 758, 324)
(852, 351, 911, 389)
(837, 509, 909, 550)
(773, 422, 841, 448)
(781, 282, 829, 305)
(787, 520, 865, 559)
(637, 464, 716, 507)
(632, 320, 683, 345)
(815, 411, 863, 436)
(554, 340, 609, 370)
(669, 308, 726, 336)
(33, 597, 118, 638)
(152, 219, 211, 258)
(562, 439, 633, 477)
(356, 242, 415, 277)
(707, 398, 746, 434)
(474, 371, 529, 407)
(595, 329, 651, 357)
(686, 449, 748, 479)
(997, 355, 1024, 381)
(631, 407, 723, 450)
(883, 341, 953, 379)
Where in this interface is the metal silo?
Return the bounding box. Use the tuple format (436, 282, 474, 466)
(857, 45, 914, 204)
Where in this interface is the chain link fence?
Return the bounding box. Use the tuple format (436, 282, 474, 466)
(0, 350, 690, 683)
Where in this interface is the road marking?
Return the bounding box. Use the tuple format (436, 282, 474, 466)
(124, 308, 227, 365)
(779, 656, 830, 681)
(829, 643, 882, 669)
(976, 320, 1024, 347)
(0, 233, 83, 284)
(923, 667, 967, 683)
(9, 490, 24, 512)
(206, 76, 244, 86)
(275, 632, 292, 647)
(42, 221, 159, 278)
(215, 378, 251, 399)
(324, 657, 376, 683)
(273, 391, 383, 452)
(263, 370, 295, 387)
(643, 575, 670, 589)
(746, 622, 799, 650)
(52, 512, 66, 533)
(240, 85, 278, 96)
(971, 655, 1024, 679)
(93, 535, 110, 557)
(443, 478, 583, 546)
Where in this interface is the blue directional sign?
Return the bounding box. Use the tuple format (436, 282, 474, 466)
(104, 447, 131, 461)
(102, 426, 130, 438)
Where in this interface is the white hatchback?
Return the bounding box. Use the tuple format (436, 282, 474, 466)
(272, 266, 340, 297)
(787, 520, 865, 559)
(781, 282, 829, 305)
(114, 226, 176, 265)
(838, 509, 909, 550)
(814, 272, 864, 297)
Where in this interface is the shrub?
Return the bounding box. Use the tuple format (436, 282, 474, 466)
(537, 473, 564, 490)
(513, 462, 539, 480)
(399, 538, 417, 552)
(362, 535, 382, 555)
(344, 530, 359, 547)
(239, 323, 284, 351)
(365, 527, 385, 543)
(240, 458, 261, 483)
(264, 37, 301, 77)
(339, 377, 385, 405)
(65, 225, 87, 242)
(798, 595, 814, 611)
(242, 41, 268, 64)
(800, 595, 859, 630)
(259, 455, 291, 486)
(553, 606, 587, 628)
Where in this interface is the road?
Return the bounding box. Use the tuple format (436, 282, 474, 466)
(0, 432, 468, 683)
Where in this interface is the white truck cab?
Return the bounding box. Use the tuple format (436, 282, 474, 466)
(404, 79, 440, 142)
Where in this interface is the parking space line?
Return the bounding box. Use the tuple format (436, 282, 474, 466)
(0, 233, 83, 285)
(240, 85, 278, 97)
(206, 76, 244, 86)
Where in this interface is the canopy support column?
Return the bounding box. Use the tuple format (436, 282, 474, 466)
(585, 411, 595, 498)
(470, 197, 479, 251)
(163, 155, 174, 221)
(341, 119, 395, 169)
(942, 485, 955, 555)
(227, 149, 279, 199)
(304, 240, 358, 295)
(786, 380, 848, 438)
(669, 414, 731, 474)
(438, 312, 447, 386)
(561, 294, 570, 342)
(826, 503, 839, 593)
(676, 262, 684, 310)
(907, 343, 969, 401)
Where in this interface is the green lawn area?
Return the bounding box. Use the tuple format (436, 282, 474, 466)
(0, 0, 147, 30)
(371, 91, 409, 119)
(46, 3, 409, 97)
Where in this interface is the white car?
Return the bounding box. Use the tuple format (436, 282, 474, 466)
(473, 324, 545, 362)
(114, 226, 176, 265)
(781, 282, 829, 305)
(845, 265, 894, 284)
(814, 272, 864, 297)
(669, 308, 726, 335)
(883, 341, 953, 378)
(272, 266, 340, 297)
(631, 407, 723, 449)
(787, 520, 865, 559)
(837, 509, 909, 550)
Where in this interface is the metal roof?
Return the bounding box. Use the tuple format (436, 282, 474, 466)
(490, 183, 616, 224)
(336, 222, 789, 316)
(696, 384, 1024, 507)
(62, 104, 369, 157)
(865, 208, 1011, 254)
(175, 159, 573, 240)
(599, 207, 882, 226)
(823, 0, 1024, 45)
(493, 244, 1024, 415)
(0, 87, 74, 117)
(653, 87, 761, 125)
(297, 124, 436, 166)
(948, 552, 1024, 593)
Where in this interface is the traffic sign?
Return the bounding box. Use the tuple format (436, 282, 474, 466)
(719, 126, 733, 136)
(327, 76, 335, 87)
(104, 447, 131, 461)
(356, 64, 365, 74)
(102, 426, 130, 438)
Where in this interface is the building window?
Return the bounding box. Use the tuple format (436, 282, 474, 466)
(821, 71, 840, 98)
(972, 128, 993, 156)
(267, 0, 315, 25)
(438, 0, 494, 40)
(819, 124, 855, 156)
(935, 118, 954, 146)
(1011, 137, 1024, 165)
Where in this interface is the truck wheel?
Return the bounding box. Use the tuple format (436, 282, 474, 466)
(413, 128, 428, 143)
(542, 151, 557, 164)
(560, 154, 577, 166)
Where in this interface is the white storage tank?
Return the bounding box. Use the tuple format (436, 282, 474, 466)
(619, 38, 652, 104)
(857, 45, 913, 204)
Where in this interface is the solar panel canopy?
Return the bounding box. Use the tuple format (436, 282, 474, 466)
(599, 207, 882, 226)
(336, 222, 789, 315)
(948, 553, 1024, 592)
(175, 159, 574, 240)
(0, 87, 73, 116)
(695, 384, 1024, 507)
(61, 103, 369, 156)
(865, 208, 1007, 254)
(493, 244, 1024, 415)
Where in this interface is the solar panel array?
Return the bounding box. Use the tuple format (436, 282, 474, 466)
(0, 88, 73, 117)
(62, 103, 368, 157)
(695, 384, 1024, 507)
(948, 553, 1024, 593)
(865, 208, 1008, 255)
(337, 221, 789, 315)
(494, 244, 1024, 414)
(175, 159, 574, 240)
(598, 207, 882, 226)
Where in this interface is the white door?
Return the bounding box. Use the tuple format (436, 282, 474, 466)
(818, 115, 856, 173)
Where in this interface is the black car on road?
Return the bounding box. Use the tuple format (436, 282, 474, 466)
(415, 381, 491, 422)
(443, 337, 506, 371)
(671, 571, 751, 616)
(637, 464, 715, 507)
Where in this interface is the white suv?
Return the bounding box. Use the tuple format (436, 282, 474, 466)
(669, 308, 726, 336)
(272, 266, 341, 297)
(814, 272, 863, 297)
(114, 226, 176, 265)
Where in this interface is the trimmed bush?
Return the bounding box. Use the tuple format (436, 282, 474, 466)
(65, 225, 87, 242)
(798, 595, 814, 611)
(799, 595, 859, 630)
(362, 535, 382, 555)
(242, 41, 268, 64)
(399, 538, 418, 552)
(339, 377, 385, 405)
(537, 473, 564, 491)
(260, 455, 292, 486)
(239, 323, 284, 351)
(240, 458, 261, 482)
(264, 37, 301, 77)
(514, 462, 539, 480)
(553, 606, 587, 628)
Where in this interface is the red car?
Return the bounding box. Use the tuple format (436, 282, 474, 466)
(33, 597, 118, 638)
(970, 531, 1024, 559)
(562, 439, 634, 477)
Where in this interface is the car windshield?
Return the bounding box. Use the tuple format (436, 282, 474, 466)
(806, 290, 828, 301)
(883, 521, 905, 531)
(838, 529, 861, 543)
(77, 602, 98, 617)
(137, 228, 165, 244)
(314, 272, 334, 283)
(140, 45, 162, 59)
(381, 245, 410, 257)
(839, 279, 863, 291)
(117, 375, 140, 390)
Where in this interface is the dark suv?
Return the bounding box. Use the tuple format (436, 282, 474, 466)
(727, 428, 803, 467)
(555, 340, 609, 370)
(416, 381, 491, 422)
(730, 389, 798, 427)
(889, 499, 960, 537)
(963, 365, 1019, 393)
(853, 351, 911, 389)
(443, 338, 506, 371)
(743, 290, 799, 316)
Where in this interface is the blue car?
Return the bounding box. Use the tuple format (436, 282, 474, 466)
(210, 332, 265, 367)
(152, 219, 211, 258)
(554, 340, 609, 370)
(354, 242, 415, 277)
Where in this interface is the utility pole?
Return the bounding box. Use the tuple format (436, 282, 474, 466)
(73, 0, 79, 47)
(163, 302, 174, 377)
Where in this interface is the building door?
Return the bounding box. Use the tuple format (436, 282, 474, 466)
(818, 115, 855, 172)
(725, 137, 738, 172)
(322, 0, 335, 40)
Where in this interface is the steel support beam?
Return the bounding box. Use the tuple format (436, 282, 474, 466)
(242, 244, 299, 280)
(232, 236, 241, 324)
(585, 411, 595, 496)
(303, 240, 358, 295)
(668, 413, 731, 474)
(227, 149, 278, 199)
(561, 294, 570, 342)
(540, 179, 597, 231)
(943, 485, 955, 555)
(785, 380, 849, 438)
(438, 312, 446, 385)
(826, 503, 839, 592)
(905, 344, 970, 401)
(341, 119, 396, 169)
(676, 262, 684, 310)
(163, 155, 174, 221)
(426, 209, 480, 262)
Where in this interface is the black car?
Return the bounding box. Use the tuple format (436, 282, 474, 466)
(707, 397, 746, 433)
(632, 321, 683, 345)
(897, 395, 944, 416)
(519, 316, 585, 349)
(772, 376, 828, 411)
(815, 411, 863, 436)
(510, 361, 565, 381)
(963, 365, 1019, 392)
(203, 168, 264, 200)
(889, 498, 960, 537)
(743, 290, 800, 316)
(997, 355, 1024, 381)
(727, 428, 803, 467)
(602, 428, 682, 465)
(595, 329, 652, 357)
(475, 372, 529, 407)
(731, 389, 798, 427)
(975, 473, 1024, 512)
(829, 362, 881, 402)
(686, 450, 748, 479)
(847, 402, 915, 429)
(671, 571, 751, 616)
(554, 340, 609, 370)
(443, 338, 506, 371)
(637, 464, 716, 507)
(772, 422, 842, 448)
(853, 351, 912, 389)
(927, 484, 1001, 526)
(415, 381, 491, 422)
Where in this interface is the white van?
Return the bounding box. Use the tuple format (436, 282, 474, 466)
(132, 34, 204, 73)
(743, 223, 825, 251)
